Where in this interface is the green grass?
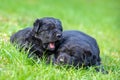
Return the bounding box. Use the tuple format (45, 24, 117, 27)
(0, 0, 120, 80)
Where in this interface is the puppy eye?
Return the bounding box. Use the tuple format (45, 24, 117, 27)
(40, 25, 48, 31)
(50, 26, 55, 30)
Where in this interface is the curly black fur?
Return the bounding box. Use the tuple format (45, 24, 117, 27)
(54, 30, 107, 73)
(10, 17, 63, 58)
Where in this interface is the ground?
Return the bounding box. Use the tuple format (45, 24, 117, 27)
(0, 0, 120, 80)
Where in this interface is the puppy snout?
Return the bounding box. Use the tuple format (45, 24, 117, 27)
(56, 34, 62, 38)
(57, 56, 65, 64)
(59, 58, 64, 63)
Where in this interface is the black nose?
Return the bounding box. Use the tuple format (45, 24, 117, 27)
(56, 34, 62, 38)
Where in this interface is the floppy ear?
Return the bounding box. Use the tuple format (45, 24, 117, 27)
(81, 49, 92, 66)
(33, 19, 42, 33)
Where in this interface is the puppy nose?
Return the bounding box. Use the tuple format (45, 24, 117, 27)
(56, 34, 62, 38)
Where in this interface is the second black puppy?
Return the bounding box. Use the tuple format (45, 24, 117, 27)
(10, 17, 63, 58)
(54, 30, 105, 72)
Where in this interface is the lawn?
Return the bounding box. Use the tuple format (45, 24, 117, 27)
(0, 0, 120, 80)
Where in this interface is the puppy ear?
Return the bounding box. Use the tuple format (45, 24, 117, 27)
(33, 19, 42, 33)
(82, 49, 92, 66)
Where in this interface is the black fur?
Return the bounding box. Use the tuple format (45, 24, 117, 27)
(10, 17, 63, 58)
(54, 30, 106, 73)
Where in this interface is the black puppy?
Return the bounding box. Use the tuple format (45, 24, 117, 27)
(10, 17, 63, 58)
(54, 30, 105, 72)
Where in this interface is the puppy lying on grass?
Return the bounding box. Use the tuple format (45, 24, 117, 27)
(54, 30, 107, 73)
(10, 17, 63, 59)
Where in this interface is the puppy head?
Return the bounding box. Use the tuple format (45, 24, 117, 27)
(55, 52, 73, 65)
(32, 17, 63, 51)
(55, 44, 92, 67)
